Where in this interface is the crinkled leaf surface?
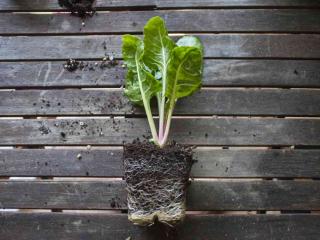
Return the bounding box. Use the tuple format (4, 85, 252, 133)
(176, 35, 204, 53)
(166, 46, 203, 100)
(122, 34, 161, 106)
(166, 36, 203, 100)
(143, 16, 176, 75)
(121, 17, 204, 146)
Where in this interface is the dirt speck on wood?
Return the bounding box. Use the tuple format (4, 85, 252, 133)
(109, 196, 123, 208)
(38, 125, 51, 135)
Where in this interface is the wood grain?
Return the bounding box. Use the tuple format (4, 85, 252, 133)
(1, 60, 320, 88)
(1, 213, 319, 240)
(1, 149, 319, 178)
(0, 180, 319, 210)
(1, 0, 320, 11)
(1, 89, 320, 116)
(0, 1, 319, 239)
(157, 0, 320, 8)
(1, 34, 319, 60)
(0, 118, 319, 146)
(1, 10, 320, 34)
(0, 149, 123, 177)
(0, 0, 156, 10)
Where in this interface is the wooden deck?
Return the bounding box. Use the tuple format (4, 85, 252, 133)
(0, 1, 320, 239)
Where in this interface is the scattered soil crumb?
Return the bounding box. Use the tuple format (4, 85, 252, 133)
(109, 196, 122, 208)
(58, 0, 96, 18)
(77, 153, 82, 160)
(100, 56, 118, 69)
(63, 58, 118, 72)
(102, 41, 107, 50)
(64, 59, 80, 72)
(39, 125, 51, 135)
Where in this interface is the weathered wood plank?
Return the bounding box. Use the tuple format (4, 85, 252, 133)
(0, 0, 156, 11)
(0, 149, 123, 177)
(157, 0, 320, 8)
(1, 213, 320, 240)
(0, 118, 319, 146)
(0, 181, 126, 210)
(1, 89, 320, 116)
(188, 180, 320, 210)
(1, 34, 319, 60)
(0, 61, 125, 88)
(0, 180, 319, 210)
(194, 149, 320, 178)
(1, 10, 320, 34)
(1, 60, 320, 88)
(1, 0, 320, 11)
(1, 149, 319, 178)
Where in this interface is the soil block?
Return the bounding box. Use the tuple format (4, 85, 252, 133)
(123, 141, 194, 226)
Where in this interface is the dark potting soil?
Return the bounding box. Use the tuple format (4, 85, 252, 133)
(58, 0, 96, 18)
(123, 141, 194, 225)
(64, 58, 80, 72)
(63, 58, 119, 72)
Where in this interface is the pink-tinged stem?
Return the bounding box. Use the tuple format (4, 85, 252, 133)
(158, 93, 166, 141)
(159, 118, 164, 141)
(159, 117, 171, 147)
(159, 103, 174, 147)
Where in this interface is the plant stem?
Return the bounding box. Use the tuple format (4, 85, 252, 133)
(157, 92, 163, 139)
(158, 76, 166, 141)
(159, 100, 175, 147)
(156, 93, 162, 115)
(159, 60, 183, 147)
(158, 39, 168, 142)
(144, 102, 160, 145)
(136, 59, 159, 145)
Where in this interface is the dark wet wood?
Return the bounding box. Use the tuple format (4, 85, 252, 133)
(1, 60, 320, 88)
(1, 10, 320, 34)
(1, 34, 319, 60)
(0, 118, 319, 146)
(1, 149, 319, 178)
(0, 180, 319, 210)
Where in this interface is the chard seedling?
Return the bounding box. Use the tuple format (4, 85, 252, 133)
(122, 16, 203, 147)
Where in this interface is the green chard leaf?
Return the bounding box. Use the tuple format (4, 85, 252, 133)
(143, 16, 176, 74)
(122, 34, 161, 143)
(142, 16, 176, 142)
(122, 17, 204, 147)
(160, 36, 203, 145)
(122, 34, 161, 106)
(176, 35, 204, 53)
(166, 36, 203, 100)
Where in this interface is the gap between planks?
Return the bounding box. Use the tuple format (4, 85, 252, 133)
(1, 209, 313, 216)
(2, 177, 319, 181)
